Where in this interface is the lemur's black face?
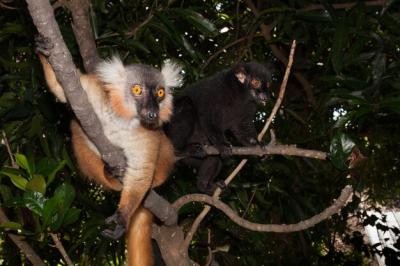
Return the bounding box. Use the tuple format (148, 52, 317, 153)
(129, 83, 166, 129)
(234, 62, 272, 105)
(126, 64, 169, 129)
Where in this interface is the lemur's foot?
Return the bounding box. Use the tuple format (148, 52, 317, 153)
(102, 212, 126, 240)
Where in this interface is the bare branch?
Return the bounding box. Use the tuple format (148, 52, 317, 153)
(1, 130, 16, 168)
(66, 0, 101, 73)
(52, 0, 66, 9)
(300, 0, 387, 12)
(201, 143, 327, 160)
(201, 36, 250, 71)
(49, 233, 73, 266)
(152, 224, 192, 266)
(0, 208, 45, 266)
(258, 40, 296, 139)
(173, 185, 354, 233)
(125, 0, 178, 38)
(143, 190, 178, 225)
(183, 40, 297, 248)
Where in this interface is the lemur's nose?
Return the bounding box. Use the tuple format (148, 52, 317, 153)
(147, 111, 158, 120)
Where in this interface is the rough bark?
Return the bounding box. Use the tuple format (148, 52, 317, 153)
(66, 0, 101, 73)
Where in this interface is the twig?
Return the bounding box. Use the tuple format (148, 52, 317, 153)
(0, 1, 17, 9)
(124, 0, 178, 38)
(245, 0, 316, 105)
(180, 142, 327, 160)
(0, 208, 45, 266)
(1, 130, 16, 168)
(173, 185, 354, 232)
(50, 233, 73, 266)
(300, 0, 386, 11)
(205, 228, 212, 266)
(258, 40, 296, 139)
(242, 189, 257, 218)
(200, 36, 250, 71)
(52, 0, 66, 9)
(183, 40, 297, 248)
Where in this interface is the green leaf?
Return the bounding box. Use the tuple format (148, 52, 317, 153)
(43, 184, 76, 230)
(53, 183, 75, 211)
(36, 158, 66, 185)
(329, 133, 356, 170)
(0, 185, 12, 202)
(23, 191, 46, 216)
(63, 208, 82, 226)
(0, 168, 27, 191)
(381, 97, 400, 114)
(0, 221, 23, 230)
(15, 153, 32, 177)
(42, 197, 59, 229)
(170, 8, 217, 36)
(47, 160, 67, 185)
(331, 19, 349, 74)
(26, 175, 46, 194)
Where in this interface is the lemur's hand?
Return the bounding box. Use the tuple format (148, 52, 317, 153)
(34, 34, 53, 57)
(104, 163, 125, 184)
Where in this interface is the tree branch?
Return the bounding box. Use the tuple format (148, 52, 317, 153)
(201, 143, 327, 160)
(173, 185, 353, 233)
(66, 0, 101, 73)
(49, 233, 73, 266)
(200, 36, 251, 71)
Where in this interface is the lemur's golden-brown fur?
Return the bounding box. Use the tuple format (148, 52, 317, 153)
(38, 53, 180, 266)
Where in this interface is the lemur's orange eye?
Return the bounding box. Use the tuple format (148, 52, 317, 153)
(131, 85, 142, 95)
(251, 79, 261, 88)
(157, 87, 165, 98)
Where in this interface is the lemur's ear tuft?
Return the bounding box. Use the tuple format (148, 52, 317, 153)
(161, 60, 183, 88)
(96, 56, 127, 88)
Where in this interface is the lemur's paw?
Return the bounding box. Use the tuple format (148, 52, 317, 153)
(34, 34, 53, 57)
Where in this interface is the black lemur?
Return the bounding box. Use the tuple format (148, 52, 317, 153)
(165, 62, 272, 194)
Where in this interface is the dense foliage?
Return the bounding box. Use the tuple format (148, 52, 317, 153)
(1, 0, 399, 265)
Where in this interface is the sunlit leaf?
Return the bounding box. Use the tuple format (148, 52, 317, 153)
(26, 175, 46, 194)
(15, 153, 32, 177)
(0, 168, 27, 191)
(23, 191, 46, 216)
(0, 221, 23, 230)
(329, 133, 356, 170)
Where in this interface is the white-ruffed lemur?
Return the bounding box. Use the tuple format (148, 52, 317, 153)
(36, 36, 181, 266)
(165, 62, 272, 194)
